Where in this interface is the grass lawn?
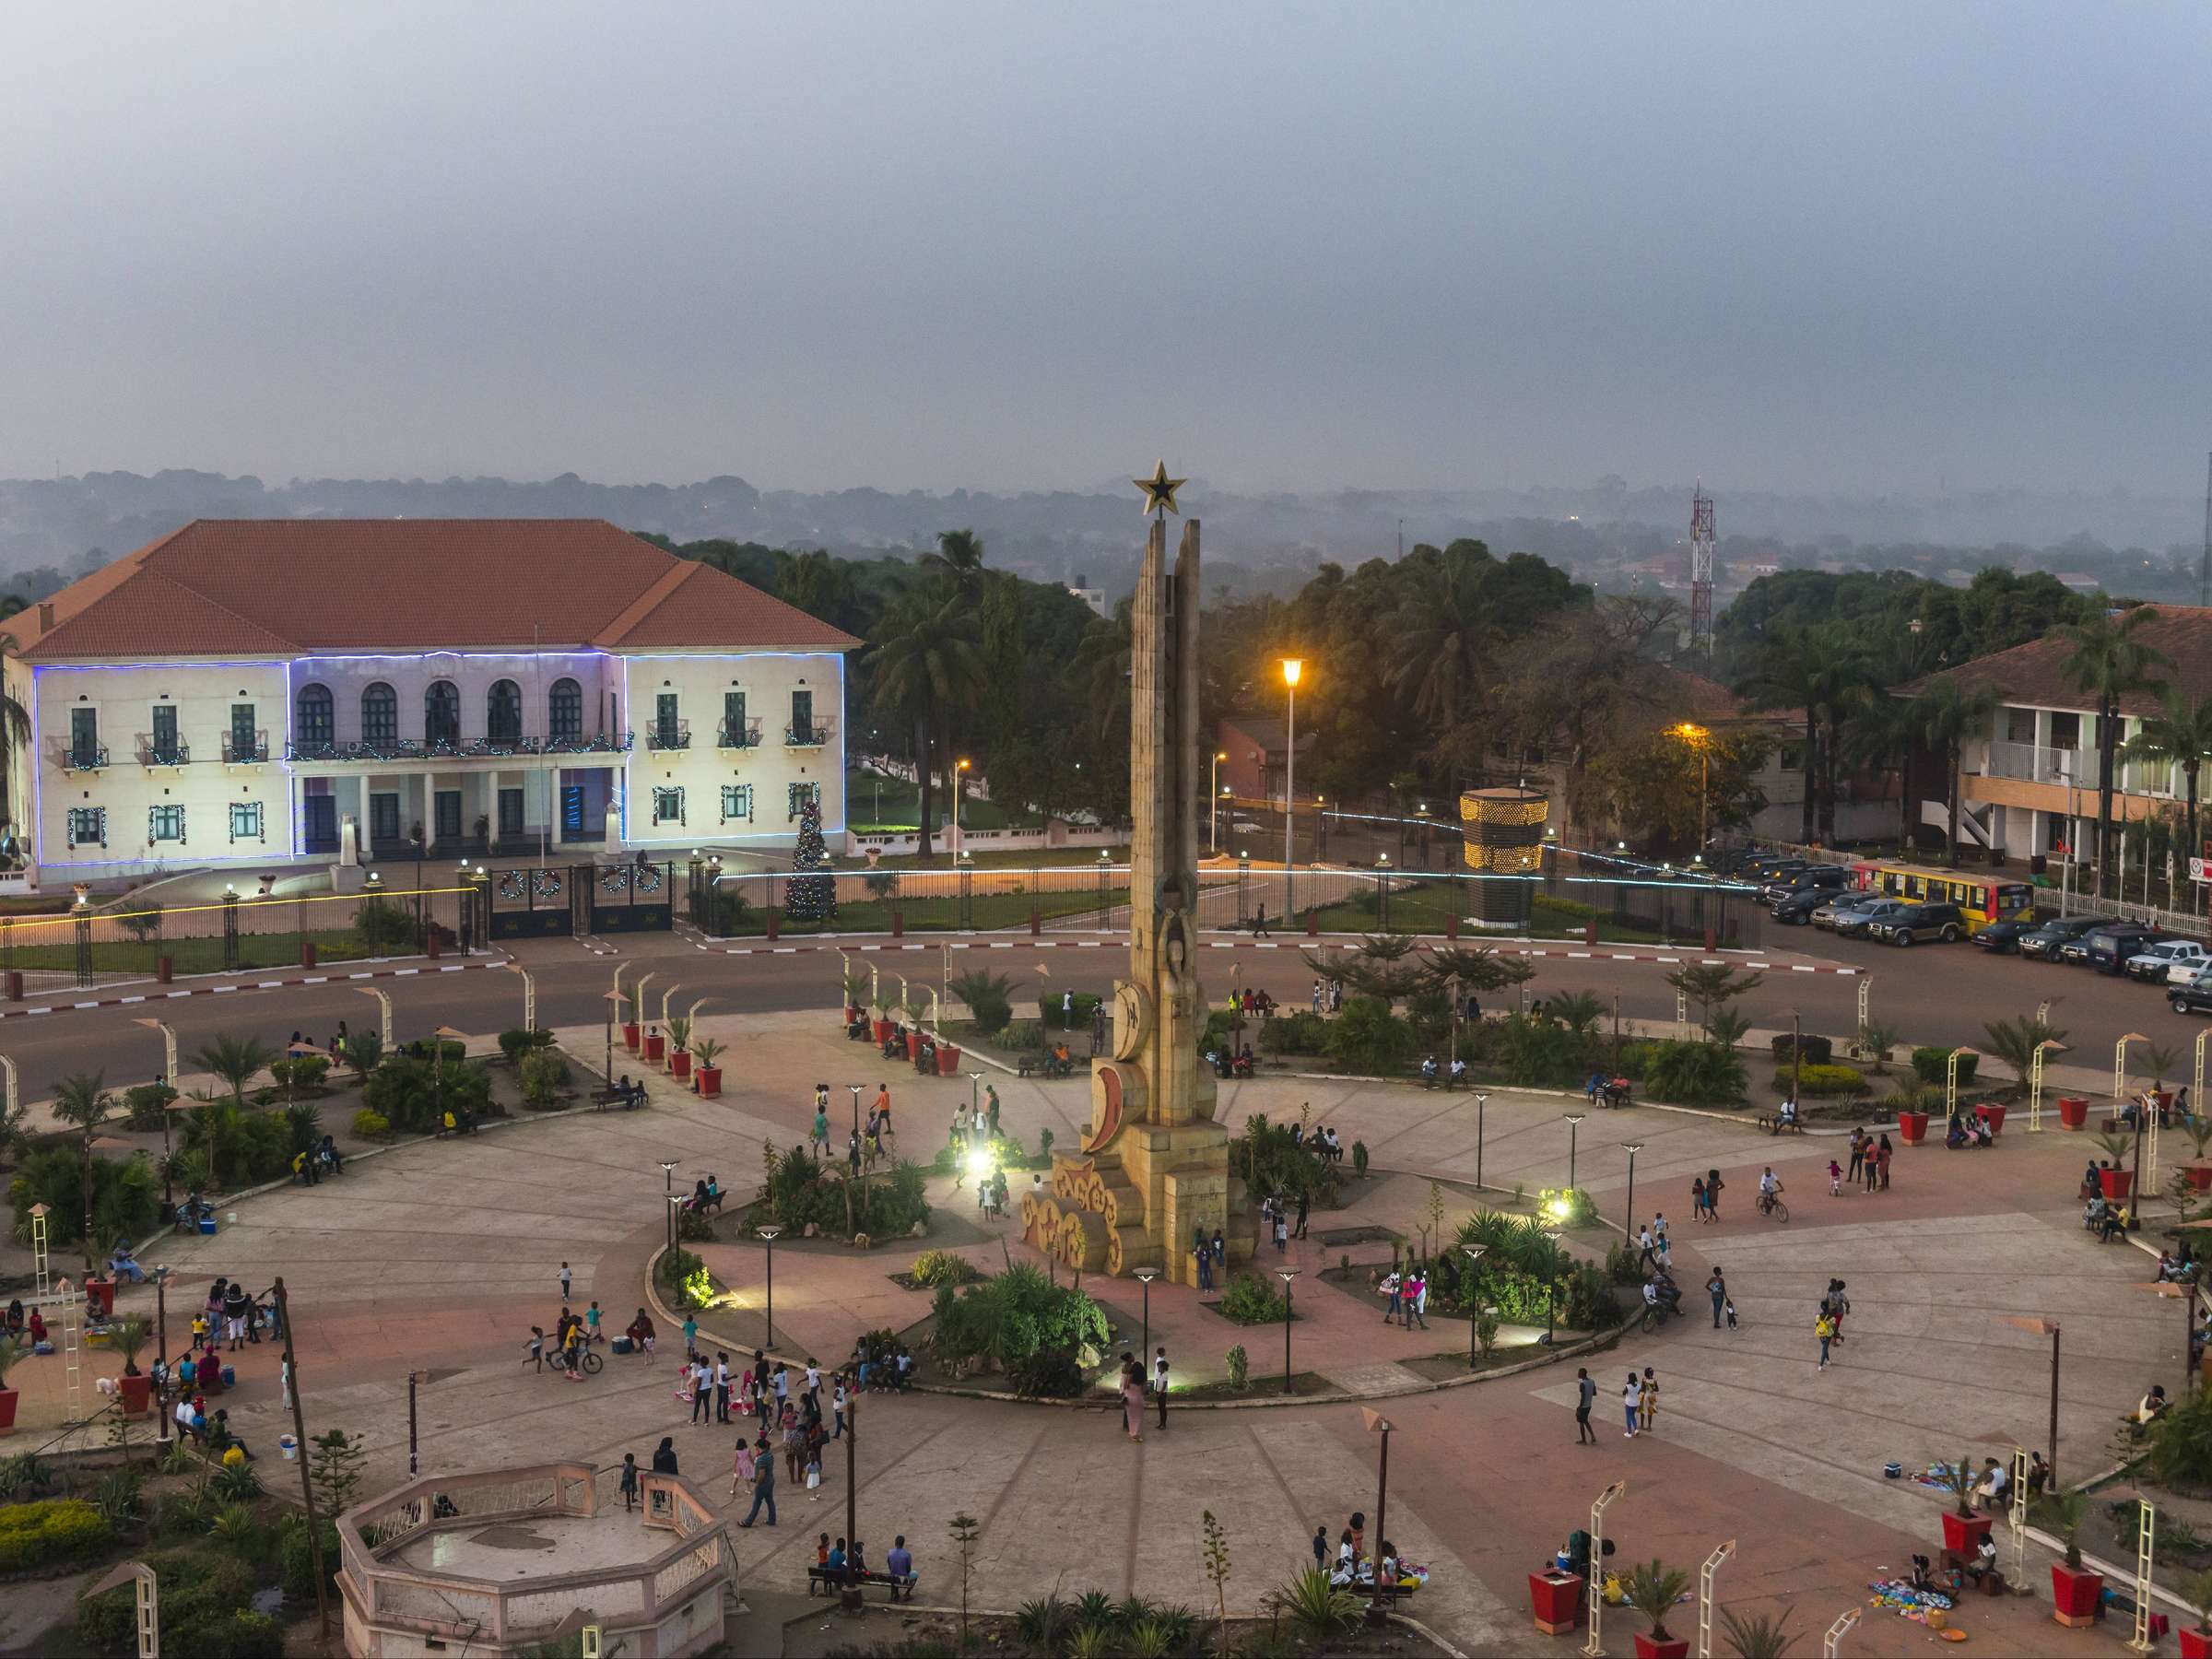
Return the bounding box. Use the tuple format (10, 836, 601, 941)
(1294, 886, 1665, 943)
(847, 766, 1044, 834)
(706, 884, 1130, 936)
(5, 925, 396, 976)
(848, 845, 1126, 872)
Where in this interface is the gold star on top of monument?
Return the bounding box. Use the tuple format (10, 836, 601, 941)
(1134, 460, 1186, 516)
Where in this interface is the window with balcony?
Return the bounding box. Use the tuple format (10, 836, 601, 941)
(650, 692, 688, 750)
(148, 805, 185, 843)
(2050, 712, 2081, 750)
(723, 690, 747, 747)
(229, 703, 262, 762)
(653, 786, 685, 825)
(296, 683, 334, 748)
(69, 706, 101, 768)
(488, 679, 524, 745)
(147, 704, 183, 765)
(229, 801, 264, 842)
(549, 677, 582, 741)
(362, 682, 398, 744)
(65, 807, 105, 848)
(2005, 708, 2037, 746)
(787, 689, 822, 745)
(425, 680, 460, 750)
(721, 783, 753, 824)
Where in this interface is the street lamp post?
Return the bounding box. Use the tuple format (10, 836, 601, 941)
(2002, 1316, 2063, 1486)
(841, 1393, 862, 1611)
(1621, 1143, 1644, 1237)
(847, 1084, 863, 1143)
(758, 1226, 782, 1348)
(152, 1266, 171, 1446)
(1135, 1269, 1157, 1362)
(1277, 1267, 1300, 1394)
(1475, 1092, 1488, 1190)
(1563, 1113, 1584, 1194)
(1675, 724, 1711, 853)
(1362, 1407, 1394, 1627)
(954, 758, 971, 862)
(1281, 660, 1302, 887)
(1211, 752, 1228, 853)
(1461, 1246, 1488, 1370)
(1541, 1230, 1563, 1346)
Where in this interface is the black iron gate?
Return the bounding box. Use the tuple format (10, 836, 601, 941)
(486, 862, 675, 939)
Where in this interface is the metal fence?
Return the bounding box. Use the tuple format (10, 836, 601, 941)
(1, 885, 482, 994)
(680, 856, 1761, 947)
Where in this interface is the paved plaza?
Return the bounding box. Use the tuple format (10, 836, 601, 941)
(13, 1001, 2184, 1656)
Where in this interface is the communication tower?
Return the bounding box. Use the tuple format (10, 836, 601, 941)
(1689, 480, 1716, 656)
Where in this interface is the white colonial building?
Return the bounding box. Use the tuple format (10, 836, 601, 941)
(3, 519, 859, 884)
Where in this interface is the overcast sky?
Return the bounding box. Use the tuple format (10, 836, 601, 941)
(5, 3, 2210, 498)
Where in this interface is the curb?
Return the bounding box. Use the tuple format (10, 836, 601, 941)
(0, 953, 512, 1023)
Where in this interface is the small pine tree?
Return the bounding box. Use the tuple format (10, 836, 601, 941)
(1201, 1509, 1231, 1655)
(308, 1429, 367, 1517)
(949, 1511, 981, 1641)
(786, 794, 838, 924)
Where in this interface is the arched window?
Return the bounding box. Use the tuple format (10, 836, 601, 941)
(548, 677, 582, 741)
(360, 681, 397, 745)
(487, 679, 523, 744)
(296, 682, 334, 747)
(425, 680, 460, 748)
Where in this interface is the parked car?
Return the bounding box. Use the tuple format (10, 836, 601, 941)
(2171, 975, 2212, 1017)
(2019, 915, 2104, 961)
(1738, 855, 1808, 883)
(1869, 902, 1969, 946)
(1831, 897, 1915, 938)
(1760, 865, 1849, 904)
(1971, 913, 2045, 954)
(2086, 924, 2166, 976)
(2124, 940, 2212, 983)
(1770, 888, 1830, 925)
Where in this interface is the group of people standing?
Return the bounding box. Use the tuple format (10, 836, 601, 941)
(1116, 1347, 1170, 1440)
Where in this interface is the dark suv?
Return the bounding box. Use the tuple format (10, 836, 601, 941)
(1870, 902, 1968, 946)
(2020, 915, 2103, 960)
(1760, 865, 1849, 904)
(2085, 924, 2165, 976)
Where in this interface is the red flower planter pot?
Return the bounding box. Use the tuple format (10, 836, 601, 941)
(2051, 1562, 2105, 1627)
(2180, 1626, 2212, 1658)
(1528, 1571, 1583, 1635)
(1895, 1110, 1928, 1146)
(2188, 1164, 2212, 1194)
(643, 1034, 665, 1064)
(904, 1032, 923, 1061)
(935, 1044, 962, 1076)
(2100, 1167, 2135, 1201)
(696, 1065, 723, 1099)
(671, 1052, 691, 1081)
(622, 1022, 641, 1053)
(118, 1373, 152, 1417)
(844, 1005, 861, 1026)
(872, 1018, 892, 1044)
(1974, 1103, 2006, 1137)
(1632, 1635, 1689, 1659)
(2057, 1095, 2089, 1129)
(86, 1278, 116, 1317)
(1942, 1512, 1993, 1554)
(0, 1387, 18, 1434)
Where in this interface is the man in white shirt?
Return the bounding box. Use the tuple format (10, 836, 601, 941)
(1152, 1347, 1170, 1431)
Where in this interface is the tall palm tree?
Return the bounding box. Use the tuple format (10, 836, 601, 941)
(193, 1033, 277, 1105)
(868, 597, 986, 858)
(2056, 606, 2168, 881)
(1386, 547, 1494, 739)
(50, 1072, 112, 1270)
(1917, 679, 2000, 867)
(921, 529, 986, 595)
(1742, 637, 1825, 843)
(1841, 687, 1930, 854)
(2123, 686, 2212, 868)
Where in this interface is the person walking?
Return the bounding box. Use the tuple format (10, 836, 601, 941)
(1816, 1309, 1835, 1371)
(1272, 1209, 1288, 1255)
(1846, 1128, 1865, 1186)
(1153, 1346, 1170, 1430)
(559, 1262, 573, 1302)
(1877, 1135, 1893, 1191)
(730, 1436, 755, 1500)
(714, 1351, 732, 1424)
(1312, 1524, 1330, 1570)
(690, 1356, 714, 1424)
(1406, 1266, 1430, 1330)
(1381, 1272, 1402, 1326)
(619, 1452, 641, 1512)
(1636, 1223, 1656, 1273)
(1705, 1170, 1724, 1222)
(1122, 1357, 1146, 1443)
(831, 1375, 848, 1439)
(1689, 1175, 1707, 1222)
(738, 1439, 777, 1528)
(1295, 1189, 1310, 1240)
(1653, 1212, 1670, 1266)
(1574, 1368, 1597, 1444)
(1622, 1371, 1642, 1438)
(1639, 1366, 1659, 1431)
(1706, 1269, 1726, 1328)
(811, 1103, 831, 1158)
(1865, 1136, 1881, 1193)
(1194, 1224, 1214, 1290)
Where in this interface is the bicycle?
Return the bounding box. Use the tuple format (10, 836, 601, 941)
(1757, 1193, 1791, 1224)
(1638, 1301, 1677, 1334)
(546, 1347, 604, 1377)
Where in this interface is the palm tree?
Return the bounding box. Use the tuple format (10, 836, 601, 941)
(51, 1073, 112, 1271)
(2124, 686, 2212, 868)
(1842, 687, 1929, 854)
(1917, 679, 2000, 867)
(1543, 991, 1606, 1035)
(2057, 606, 2168, 882)
(1742, 637, 1826, 843)
(194, 1033, 278, 1105)
(1386, 546, 1494, 739)
(869, 596, 986, 858)
(1983, 1014, 2067, 1084)
(922, 529, 986, 590)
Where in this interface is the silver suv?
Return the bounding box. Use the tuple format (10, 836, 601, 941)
(1831, 897, 1914, 939)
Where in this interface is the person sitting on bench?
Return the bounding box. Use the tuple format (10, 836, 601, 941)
(2100, 1202, 2129, 1244)
(316, 1135, 344, 1175)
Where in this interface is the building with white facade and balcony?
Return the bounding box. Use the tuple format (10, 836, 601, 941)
(1905, 604, 2208, 863)
(2, 520, 859, 886)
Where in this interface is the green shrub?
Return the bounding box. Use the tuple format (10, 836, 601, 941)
(1491, 1012, 1591, 1088)
(1324, 995, 1418, 1073)
(1775, 1063, 1869, 1098)
(1351, 1140, 1369, 1175)
(280, 1517, 339, 1596)
(1225, 1345, 1249, 1391)
(1911, 1046, 1978, 1086)
(0, 1499, 109, 1572)
(1257, 1011, 1328, 1055)
(930, 1262, 1108, 1373)
(362, 1053, 491, 1133)
(79, 1545, 255, 1653)
(498, 1028, 554, 1063)
(8, 1148, 159, 1248)
(276, 1054, 330, 1092)
(1218, 1273, 1288, 1325)
(1642, 1039, 1748, 1106)
(910, 1249, 979, 1288)
(949, 971, 1016, 1036)
(179, 1610, 284, 1659)
(1771, 1031, 1833, 1065)
(351, 1108, 391, 1140)
(124, 1081, 178, 1131)
(353, 896, 418, 953)
(658, 1246, 705, 1300)
(518, 1047, 569, 1108)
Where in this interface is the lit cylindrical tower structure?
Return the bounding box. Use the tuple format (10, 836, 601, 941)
(1459, 787, 1548, 930)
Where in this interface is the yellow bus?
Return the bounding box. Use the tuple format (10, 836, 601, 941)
(1847, 862, 2035, 933)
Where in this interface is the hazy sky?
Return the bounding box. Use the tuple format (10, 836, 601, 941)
(6, 4, 2211, 497)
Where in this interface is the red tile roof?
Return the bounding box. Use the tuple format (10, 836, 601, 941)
(15, 520, 861, 661)
(1907, 605, 2209, 718)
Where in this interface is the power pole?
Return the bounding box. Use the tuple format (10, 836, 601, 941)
(2200, 451, 2210, 609)
(272, 1279, 331, 1641)
(1689, 481, 1716, 658)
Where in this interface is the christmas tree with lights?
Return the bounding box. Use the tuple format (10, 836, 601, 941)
(786, 792, 838, 924)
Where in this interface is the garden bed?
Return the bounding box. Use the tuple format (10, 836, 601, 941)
(816, 1594, 1453, 1658)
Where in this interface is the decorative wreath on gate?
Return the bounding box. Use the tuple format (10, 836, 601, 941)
(632, 865, 663, 895)
(600, 867, 632, 896)
(531, 870, 564, 900)
(497, 871, 527, 900)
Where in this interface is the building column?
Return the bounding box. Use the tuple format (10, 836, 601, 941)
(420, 771, 435, 849)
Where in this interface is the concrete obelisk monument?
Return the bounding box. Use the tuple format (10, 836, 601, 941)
(1019, 463, 1252, 1283)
